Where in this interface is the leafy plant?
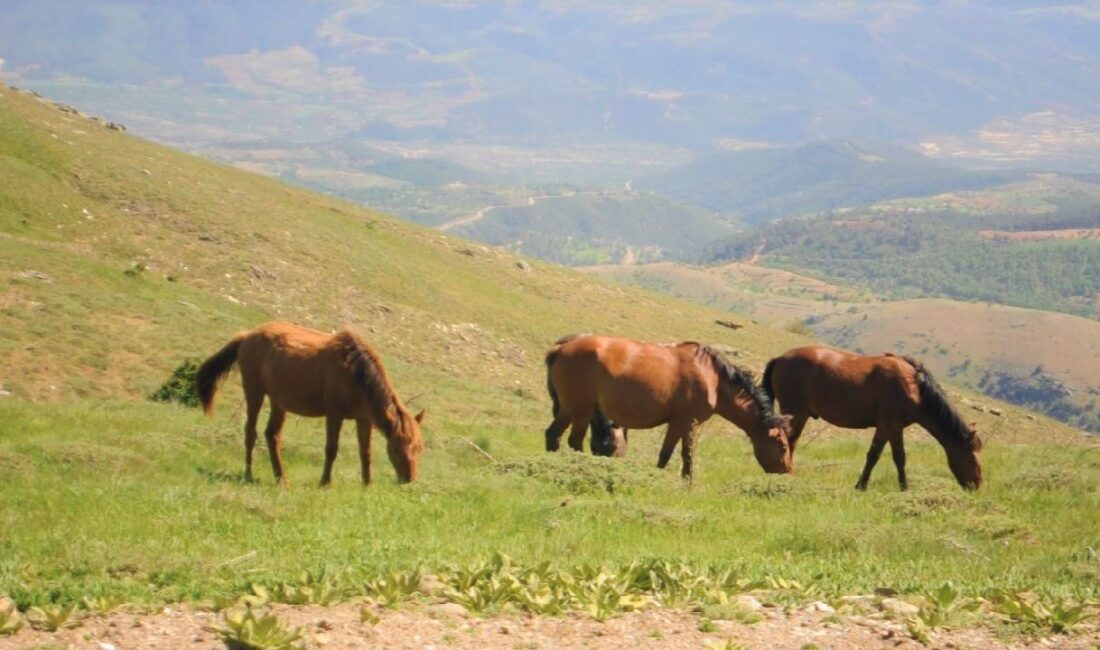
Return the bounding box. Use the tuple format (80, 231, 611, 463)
(82, 594, 129, 615)
(913, 581, 979, 629)
(149, 358, 201, 407)
(363, 568, 422, 608)
(216, 608, 305, 650)
(993, 591, 1095, 634)
(28, 603, 81, 631)
(274, 570, 344, 606)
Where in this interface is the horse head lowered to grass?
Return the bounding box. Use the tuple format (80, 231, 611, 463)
(196, 322, 425, 487)
(543, 334, 793, 478)
(763, 346, 982, 490)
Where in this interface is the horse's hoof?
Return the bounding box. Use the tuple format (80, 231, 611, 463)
(855, 482, 868, 491)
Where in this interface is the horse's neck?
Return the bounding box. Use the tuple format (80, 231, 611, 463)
(717, 383, 762, 431)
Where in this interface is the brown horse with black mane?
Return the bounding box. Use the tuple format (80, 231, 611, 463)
(762, 346, 982, 491)
(196, 322, 425, 487)
(544, 335, 793, 477)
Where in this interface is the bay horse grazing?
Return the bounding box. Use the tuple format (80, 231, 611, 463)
(544, 335, 793, 477)
(762, 346, 982, 491)
(196, 322, 425, 487)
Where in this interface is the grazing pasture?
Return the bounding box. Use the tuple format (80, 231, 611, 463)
(1, 85, 1098, 641)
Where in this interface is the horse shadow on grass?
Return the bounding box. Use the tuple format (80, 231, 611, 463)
(195, 465, 259, 486)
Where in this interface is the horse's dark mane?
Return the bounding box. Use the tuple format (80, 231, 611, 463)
(894, 354, 978, 450)
(339, 330, 410, 441)
(697, 345, 784, 427)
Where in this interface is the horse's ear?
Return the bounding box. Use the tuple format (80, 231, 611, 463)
(415, 409, 427, 424)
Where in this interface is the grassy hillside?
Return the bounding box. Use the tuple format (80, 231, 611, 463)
(639, 140, 1015, 225)
(813, 299, 1100, 432)
(0, 84, 795, 404)
(2, 85, 1098, 631)
(702, 182, 1100, 318)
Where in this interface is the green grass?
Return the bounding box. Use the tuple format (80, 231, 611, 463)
(1, 399, 1098, 610)
(1, 85, 1098, 636)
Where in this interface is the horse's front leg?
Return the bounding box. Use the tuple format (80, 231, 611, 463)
(355, 418, 373, 486)
(320, 414, 343, 487)
(786, 413, 809, 454)
(855, 428, 889, 491)
(888, 431, 908, 491)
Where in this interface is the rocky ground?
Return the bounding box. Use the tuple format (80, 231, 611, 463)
(3, 600, 1097, 650)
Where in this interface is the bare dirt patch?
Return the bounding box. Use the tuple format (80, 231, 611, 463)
(2, 603, 1096, 650)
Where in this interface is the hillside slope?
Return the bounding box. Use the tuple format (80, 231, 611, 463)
(0, 84, 795, 409)
(3, 85, 1099, 628)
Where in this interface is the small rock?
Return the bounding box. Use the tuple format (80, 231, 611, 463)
(515, 260, 531, 271)
(499, 625, 511, 635)
(734, 595, 763, 611)
(458, 247, 476, 257)
(1026, 414, 1037, 421)
(17, 270, 52, 282)
(317, 619, 333, 630)
(418, 573, 446, 596)
(879, 597, 920, 617)
(142, 169, 151, 176)
(989, 407, 1003, 416)
(98, 643, 117, 650)
(970, 404, 987, 413)
(315, 632, 330, 645)
(808, 600, 835, 614)
(107, 122, 126, 132)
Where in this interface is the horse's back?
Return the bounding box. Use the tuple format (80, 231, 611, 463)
(771, 345, 919, 426)
(549, 335, 705, 428)
(236, 322, 341, 416)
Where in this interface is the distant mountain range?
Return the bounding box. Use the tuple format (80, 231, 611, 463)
(639, 139, 1017, 224)
(3, 1, 1100, 172)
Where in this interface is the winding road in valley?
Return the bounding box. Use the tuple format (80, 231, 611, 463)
(436, 189, 605, 232)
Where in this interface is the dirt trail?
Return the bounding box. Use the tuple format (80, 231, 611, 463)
(436, 190, 602, 232)
(2, 602, 1095, 650)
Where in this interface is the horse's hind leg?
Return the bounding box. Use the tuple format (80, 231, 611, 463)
(242, 382, 264, 482)
(263, 404, 288, 487)
(545, 415, 569, 452)
(855, 428, 889, 491)
(888, 431, 908, 491)
(320, 414, 343, 487)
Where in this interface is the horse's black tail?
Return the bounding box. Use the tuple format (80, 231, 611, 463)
(196, 333, 244, 415)
(545, 347, 562, 418)
(761, 357, 778, 408)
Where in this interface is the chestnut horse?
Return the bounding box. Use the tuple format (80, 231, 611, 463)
(762, 346, 982, 491)
(544, 335, 793, 477)
(196, 322, 425, 486)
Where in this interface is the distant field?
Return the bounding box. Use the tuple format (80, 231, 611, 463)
(588, 262, 1100, 433)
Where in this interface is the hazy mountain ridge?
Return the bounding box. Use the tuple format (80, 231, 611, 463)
(4, 1, 1100, 164)
(640, 139, 1018, 224)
